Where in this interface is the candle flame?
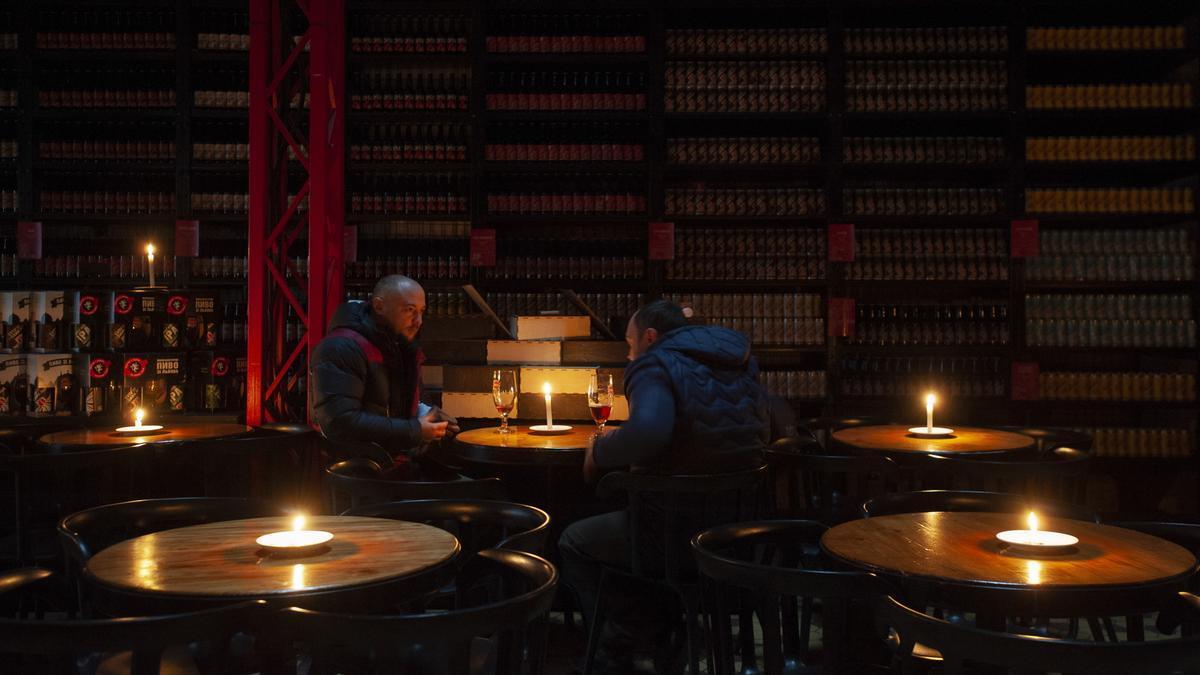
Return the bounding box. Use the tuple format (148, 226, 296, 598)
(293, 514, 306, 532)
(925, 393, 936, 409)
(542, 382, 551, 395)
(145, 243, 155, 257)
(134, 408, 145, 427)
(1027, 511, 1038, 532)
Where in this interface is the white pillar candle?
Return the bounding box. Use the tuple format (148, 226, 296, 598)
(925, 393, 936, 433)
(146, 243, 156, 287)
(134, 408, 145, 429)
(543, 382, 553, 428)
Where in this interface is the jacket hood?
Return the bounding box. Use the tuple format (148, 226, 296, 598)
(649, 324, 751, 370)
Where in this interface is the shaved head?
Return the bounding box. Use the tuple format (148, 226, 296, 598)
(370, 275, 426, 341)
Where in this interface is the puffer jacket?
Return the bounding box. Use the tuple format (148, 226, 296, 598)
(309, 300, 424, 461)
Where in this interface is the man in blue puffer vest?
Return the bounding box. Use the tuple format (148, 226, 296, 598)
(559, 299, 768, 673)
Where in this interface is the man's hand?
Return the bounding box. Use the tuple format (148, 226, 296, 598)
(419, 410, 450, 442)
(582, 434, 599, 484)
(431, 406, 460, 436)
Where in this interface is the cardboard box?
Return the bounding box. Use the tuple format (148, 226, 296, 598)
(72, 291, 109, 352)
(561, 340, 629, 366)
(82, 353, 123, 418)
(422, 340, 488, 366)
(2, 291, 30, 352)
(186, 291, 221, 349)
(0, 354, 28, 414)
(31, 291, 68, 352)
(122, 352, 187, 414)
(519, 367, 595, 395)
(441, 365, 504, 393)
(26, 353, 80, 416)
(486, 340, 561, 366)
(440, 391, 511, 420)
(420, 315, 496, 341)
(511, 315, 591, 341)
(112, 290, 166, 352)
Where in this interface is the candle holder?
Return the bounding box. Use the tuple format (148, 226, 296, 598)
(907, 426, 955, 438)
(996, 512, 1078, 555)
(529, 424, 572, 435)
(256, 516, 334, 558)
(113, 424, 166, 436)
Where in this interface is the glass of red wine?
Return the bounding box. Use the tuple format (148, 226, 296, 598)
(492, 369, 517, 434)
(588, 372, 613, 435)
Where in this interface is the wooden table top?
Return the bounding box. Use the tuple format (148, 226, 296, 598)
(39, 422, 253, 448)
(833, 425, 1035, 455)
(453, 425, 612, 465)
(822, 512, 1198, 590)
(86, 516, 460, 599)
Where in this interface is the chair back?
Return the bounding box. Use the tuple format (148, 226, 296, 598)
(802, 416, 889, 449)
(326, 458, 505, 513)
(0, 599, 267, 675)
(596, 465, 767, 586)
(280, 548, 557, 675)
(692, 520, 882, 674)
(995, 426, 1094, 454)
(346, 499, 551, 556)
(927, 447, 1091, 505)
(861, 489, 1098, 522)
(880, 594, 1200, 675)
(765, 448, 898, 523)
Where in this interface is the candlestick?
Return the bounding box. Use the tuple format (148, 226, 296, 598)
(909, 392, 952, 437)
(925, 393, 935, 432)
(543, 382, 553, 428)
(146, 243, 156, 287)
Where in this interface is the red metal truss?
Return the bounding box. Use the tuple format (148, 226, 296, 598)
(248, 0, 345, 426)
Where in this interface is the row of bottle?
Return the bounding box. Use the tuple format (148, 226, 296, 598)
(1026, 320, 1196, 348)
(1026, 84, 1193, 109)
(22, 254, 177, 280)
(191, 193, 250, 214)
(1026, 294, 1191, 320)
(842, 375, 1005, 399)
(847, 60, 1007, 86)
(350, 175, 470, 215)
(667, 293, 823, 319)
(351, 68, 469, 110)
(352, 123, 469, 162)
(848, 259, 1008, 282)
(760, 370, 826, 400)
(350, 13, 469, 53)
(1042, 229, 1189, 256)
(1, 190, 18, 212)
(1025, 188, 1194, 214)
(0, 140, 14, 159)
(666, 257, 826, 282)
(0, 88, 16, 107)
(665, 89, 826, 114)
(707, 316, 825, 346)
(38, 89, 174, 109)
(664, 188, 825, 216)
(846, 86, 1006, 113)
(346, 257, 468, 282)
(196, 32, 249, 51)
(1082, 428, 1192, 459)
(666, 61, 825, 88)
(1026, 136, 1195, 162)
(844, 136, 1005, 164)
(844, 188, 1005, 216)
(845, 27, 1007, 54)
(34, 10, 176, 50)
(38, 191, 173, 214)
(1041, 372, 1194, 402)
(666, 29, 827, 56)
(41, 139, 174, 161)
(484, 292, 640, 325)
(1026, 26, 1187, 52)
(858, 228, 1008, 258)
(485, 143, 644, 162)
(676, 227, 826, 257)
(839, 355, 1006, 398)
(1028, 257, 1194, 283)
(485, 92, 645, 111)
(666, 137, 820, 165)
(849, 302, 1010, 346)
(0, 33, 15, 50)
(486, 192, 645, 214)
(487, 15, 645, 53)
(194, 142, 249, 162)
(194, 90, 248, 109)
(480, 256, 643, 281)
(358, 221, 471, 239)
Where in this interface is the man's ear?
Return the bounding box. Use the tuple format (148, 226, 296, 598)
(370, 296, 384, 314)
(644, 327, 659, 345)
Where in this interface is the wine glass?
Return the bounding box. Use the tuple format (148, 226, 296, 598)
(492, 369, 517, 434)
(587, 372, 614, 434)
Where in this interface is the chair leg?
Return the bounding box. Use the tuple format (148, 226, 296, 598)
(683, 592, 702, 675)
(582, 570, 609, 675)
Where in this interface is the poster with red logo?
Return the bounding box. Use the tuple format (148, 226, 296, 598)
(175, 220, 200, 257)
(1010, 219, 1039, 258)
(828, 223, 855, 262)
(648, 222, 675, 260)
(1011, 361, 1040, 401)
(469, 229, 496, 267)
(166, 295, 189, 316)
(17, 221, 42, 259)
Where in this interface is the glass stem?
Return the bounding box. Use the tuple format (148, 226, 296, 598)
(500, 413, 509, 432)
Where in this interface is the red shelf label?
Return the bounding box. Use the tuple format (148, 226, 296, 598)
(175, 220, 200, 257)
(1011, 219, 1039, 258)
(17, 221, 42, 260)
(648, 221, 675, 260)
(1011, 361, 1040, 401)
(828, 298, 856, 337)
(470, 228, 497, 267)
(828, 223, 856, 262)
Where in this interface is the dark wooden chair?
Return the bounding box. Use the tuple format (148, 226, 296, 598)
(765, 447, 899, 524)
(0, 565, 268, 675)
(326, 458, 505, 512)
(692, 520, 886, 674)
(280, 548, 558, 675)
(926, 447, 1091, 505)
(802, 416, 891, 450)
(346, 499, 551, 557)
(861, 489, 1098, 523)
(584, 465, 768, 675)
(880, 593, 1200, 675)
(996, 426, 1094, 454)
(58, 497, 287, 615)
(193, 423, 324, 508)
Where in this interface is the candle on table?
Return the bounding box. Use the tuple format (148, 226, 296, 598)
(134, 408, 144, 429)
(996, 510, 1079, 552)
(543, 382, 553, 428)
(146, 243, 156, 287)
(256, 513, 334, 556)
(925, 393, 935, 433)
(115, 407, 163, 434)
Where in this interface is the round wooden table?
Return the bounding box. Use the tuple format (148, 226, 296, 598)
(86, 515, 461, 612)
(452, 425, 611, 466)
(832, 425, 1035, 456)
(39, 422, 254, 449)
(822, 512, 1198, 618)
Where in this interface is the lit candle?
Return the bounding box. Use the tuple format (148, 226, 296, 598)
(293, 514, 306, 532)
(145, 243, 156, 287)
(134, 408, 145, 429)
(256, 513, 333, 557)
(115, 407, 163, 434)
(995, 509, 1079, 552)
(543, 382, 553, 428)
(1027, 510, 1038, 533)
(925, 393, 936, 433)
